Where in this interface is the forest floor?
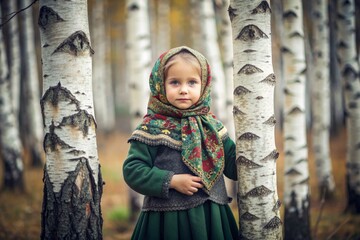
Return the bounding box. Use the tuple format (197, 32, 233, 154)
(0, 126, 360, 240)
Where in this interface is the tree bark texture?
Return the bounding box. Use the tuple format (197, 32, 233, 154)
(0, 4, 24, 191)
(282, 0, 311, 239)
(19, 0, 44, 167)
(336, 0, 360, 213)
(311, 0, 336, 196)
(230, 1, 283, 239)
(38, 1, 103, 238)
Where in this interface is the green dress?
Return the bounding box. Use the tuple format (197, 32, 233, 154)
(123, 138, 238, 240)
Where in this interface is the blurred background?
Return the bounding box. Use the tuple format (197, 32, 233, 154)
(1, 0, 360, 239)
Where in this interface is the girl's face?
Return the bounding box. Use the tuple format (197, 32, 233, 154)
(164, 57, 201, 110)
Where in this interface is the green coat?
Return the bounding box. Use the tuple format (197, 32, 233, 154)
(123, 138, 238, 240)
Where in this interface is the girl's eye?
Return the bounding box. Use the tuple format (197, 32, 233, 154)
(169, 80, 179, 85)
(189, 80, 199, 86)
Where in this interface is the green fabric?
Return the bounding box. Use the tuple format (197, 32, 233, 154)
(131, 201, 238, 240)
(123, 138, 237, 199)
(129, 46, 228, 192)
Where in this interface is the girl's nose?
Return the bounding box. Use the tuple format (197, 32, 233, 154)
(179, 85, 188, 94)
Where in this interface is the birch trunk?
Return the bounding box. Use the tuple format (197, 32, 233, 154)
(0, 5, 24, 191)
(38, 1, 103, 238)
(282, 1, 311, 239)
(126, 0, 151, 221)
(190, 0, 204, 53)
(311, 0, 335, 196)
(200, 0, 226, 121)
(91, 0, 108, 132)
(157, 0, 170, 55)
(2, 1, 21, 115)
(336, 0, 360, 213)
(19, 0, 44, 167)
(230, 1, 282, 239)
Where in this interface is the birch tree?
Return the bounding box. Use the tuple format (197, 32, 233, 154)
(2, 1, 21, 115)
(157, 0, 170, 55)
(0, 4, 24, 191)
(336, 0, 360, 213)
(200, 0, 227, 121)
(125, 0, 151, 221)
(38, 1, 103, 238)
(19, 0, 44, 167)
(311, 0, 335, 197)
(282, 0, 311, 238)
(229, 1, 282, 239)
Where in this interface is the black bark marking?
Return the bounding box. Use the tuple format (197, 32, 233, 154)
(233, 106, 245, 116)
(289, 32, 303, 38)
(67, 149, 86, 156)
(228, 5, 237, 22)
(281, 46, 292, 54)
(43, 122, 73, 153)
(343, 64, 358, 79)
(246, 185, 272, 197)
(236, 156, 263, 168)
(129, 3, 139, 11)
(238, 132, 260, 141)
(234, 86, 252, 96)
(283, 10, 297, 19)
(255, 96, 263, 100)
(251, 1, 271, 14)
(41, 159, 103, 239)
(38, 6, 64, 30)
(288, 106, 303, 115)
(297, 177, 309, 185)
(284, 191, 311, 239)
(285, 136, 295, 141)
(40, 82, 81, 127)
(243, 49, 256, 53)
(337, 40, 347, 49)
(241, 212, 260, 221)
(273, 199, 282, 211)
(260, 73, 276, 86)
(236, 24, 268, 41)
(238, 64, 263, 75)
(53, 31, 94, 56)
(263, 115, 276, 126)
(284, 88, 293, 96)
(264, 216, 282, 230)
(59, 110, 97, 137)
(285, 150, 293, 156)
(260, 150, 279, 162)
(285, 168, 302, 176)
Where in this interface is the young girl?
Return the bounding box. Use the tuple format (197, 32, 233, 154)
(123, 46, 238, 240)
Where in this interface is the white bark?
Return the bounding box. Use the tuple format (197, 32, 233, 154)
(190, 0, 204, 53)
(0, 4, 24, 190)
(126, 0, 151, 129)
(2, 1, 21, 115)
(19, 0, 44, 165)
(311, 0, 335, 194)
(200, 0, 226, 121)
(39, 0, 99, 193)
(230, 1, 282, 239)
(282, 0, 311, 238)
(336, 0, 360, 210)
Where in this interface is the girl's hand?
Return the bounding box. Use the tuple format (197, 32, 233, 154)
(170, 174, 203, 195)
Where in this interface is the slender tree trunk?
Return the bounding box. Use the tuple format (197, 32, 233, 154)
(190, 0, 204, 53)
(126, 0, 151, 221)
(311, 0, 336, 197)
(157, 0, 170, 55)
(230, 1, 283, 239)
(19, 0, 44, 167)
(200, 0, 226, 121)
(282, 1, 311, 239)
(0, 4, 24, 191)
(336, 0, 360, 213)
(2, 1, 21, 116)
(38, 1, 103, 238)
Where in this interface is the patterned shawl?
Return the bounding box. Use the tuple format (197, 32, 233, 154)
(129, 46, 228, 192)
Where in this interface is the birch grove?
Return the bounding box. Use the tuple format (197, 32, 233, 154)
(230, 0, 282, 239)
(282, 0, 311, 238)
(38, 0, 103, 238)
(336, 0, 360, 212)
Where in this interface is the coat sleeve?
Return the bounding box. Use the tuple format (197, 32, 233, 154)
(223, 137, 237, 181)
(122, 141, 174, 198)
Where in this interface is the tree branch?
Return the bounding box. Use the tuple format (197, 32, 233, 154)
(0, 0, 38, 29)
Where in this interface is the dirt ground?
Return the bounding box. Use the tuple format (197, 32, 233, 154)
(0, 128, 360, 240)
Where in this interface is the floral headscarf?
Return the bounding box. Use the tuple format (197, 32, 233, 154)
(129, 46, 228, 192)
